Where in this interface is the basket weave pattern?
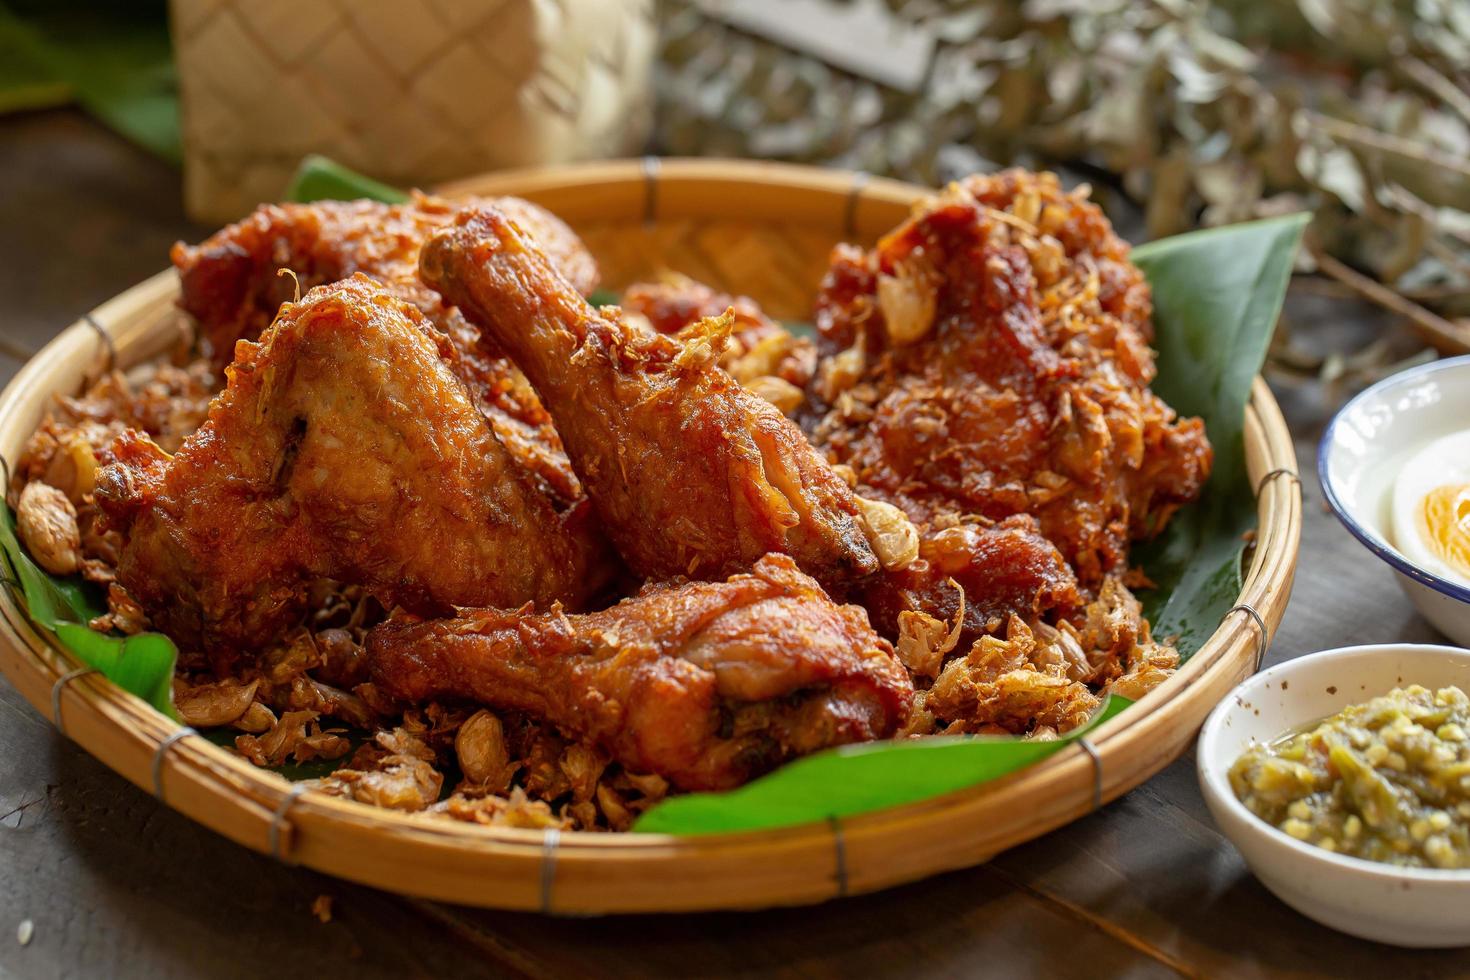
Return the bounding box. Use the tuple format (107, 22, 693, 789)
(579, 219, 841, 321)
(170, 0, 656, 222)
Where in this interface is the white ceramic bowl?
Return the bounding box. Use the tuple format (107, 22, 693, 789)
(1198, 643, 1470, 947)
(1319, 355, 1470, 646)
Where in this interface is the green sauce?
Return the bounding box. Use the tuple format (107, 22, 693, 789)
(1230, 685, 1470, 869)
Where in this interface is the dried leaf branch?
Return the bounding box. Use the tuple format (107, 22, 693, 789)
(657, 0, 1470, 367)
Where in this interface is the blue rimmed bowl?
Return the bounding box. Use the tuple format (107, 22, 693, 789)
(1319, 356, 1470, 646)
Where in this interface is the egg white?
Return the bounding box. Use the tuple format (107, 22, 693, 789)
(1391, 430, 1470, 588)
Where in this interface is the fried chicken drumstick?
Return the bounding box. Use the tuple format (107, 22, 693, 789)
(419, 206, 879, 590)
(96, 276, 611, 656)
(860, 518, 1081, 642)
(172, 193, 597, 504)
(367, 555, 913, 790)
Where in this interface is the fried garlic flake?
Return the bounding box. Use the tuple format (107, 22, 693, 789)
(16, 481, 81, 575)
(855, 495, 920, 571)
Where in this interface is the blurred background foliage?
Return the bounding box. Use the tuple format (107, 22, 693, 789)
(660, 0, 1470, 378)
(0, 0, 176, 161)
(2, 0, 1467, 384)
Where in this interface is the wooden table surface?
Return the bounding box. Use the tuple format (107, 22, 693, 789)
(1, 111, 1465, 979)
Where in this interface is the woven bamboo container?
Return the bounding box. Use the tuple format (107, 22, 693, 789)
(170, 0, 656, 223)
(0, 160, 1302, 914)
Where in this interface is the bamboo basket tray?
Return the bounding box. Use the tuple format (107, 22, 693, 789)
(0, 160, 1302, 914)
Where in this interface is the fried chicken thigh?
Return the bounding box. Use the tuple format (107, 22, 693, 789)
(96, 276, 611, 656)
(171, 193, 597, 504)
(810, 170, 1212, 590)
(419, 206, 879, 590)
(367, 555, 912, 790)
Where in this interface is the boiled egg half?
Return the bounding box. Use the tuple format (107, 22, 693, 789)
(1391, 430, 1470, 589)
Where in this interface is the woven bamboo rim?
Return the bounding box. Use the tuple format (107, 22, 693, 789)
(0, 160, 1302, 914)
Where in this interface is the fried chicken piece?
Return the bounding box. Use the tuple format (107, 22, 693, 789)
(419, 206, 879, 590)
(95, 276, 612, 658)
(623, 273, 782, 346)
(860, 516, 1081, 644)
(366, 555, 913, 791)
(173, 192, 598, 367)
(810, 170, 1212, 590)
(621, 273, 818, 388)
(171, 192, 596, 504)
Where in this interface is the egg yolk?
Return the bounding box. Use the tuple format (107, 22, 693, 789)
(1419, 483, 1470, 579)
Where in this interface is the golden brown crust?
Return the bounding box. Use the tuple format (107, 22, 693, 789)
(419, 205, 879, 591)
(95, 275, 615, 658)
(172, 193, 598, 366)
(810, 170, 1212, 591)
(367, 555, 912, 791)
(860, 517, 1081, 644)
(621, 274, 818, 390)
(170, 193, 597, 506)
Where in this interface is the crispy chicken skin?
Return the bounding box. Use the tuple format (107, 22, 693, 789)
(95, 276, 611, 656)
(419, 205, 879, 590)
(366, 555, 912, 791)
(810, 170, 1212, 590)
(621, 274, 817, 388)
(860, 517, 1081, 642)
(172, 192, 598, 368)
(171, 193, 596, 504)
(622, 275, 783, 345)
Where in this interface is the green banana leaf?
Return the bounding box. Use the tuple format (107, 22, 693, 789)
(636, 694, 1133, 834)
(1130, 214, 1310, 653)
(0, 504, 178, 719)
(285, 155, 409, 206)
(0, 12, 70, 114)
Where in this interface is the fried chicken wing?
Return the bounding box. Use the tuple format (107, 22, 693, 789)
(419, 206, 879, 590)
(171, 193, 597, 504)
(810, 170, 1212, 589)
(173, 192, 598, 367)
(366, 555, 912, 790)
(96, 276, 611, 657)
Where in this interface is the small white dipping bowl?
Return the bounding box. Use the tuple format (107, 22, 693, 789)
(1319, 355, 1470, 645)
(1198, 643, 1470, 947)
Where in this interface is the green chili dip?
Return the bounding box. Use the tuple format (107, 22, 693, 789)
(1229, 684, 1470, 869)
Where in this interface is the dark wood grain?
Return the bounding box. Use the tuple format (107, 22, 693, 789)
(0, 112, 206, 359)
(0, 108, 1463, 979)
(0, 356, 21, 391)
(0, 681, 535, 980)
